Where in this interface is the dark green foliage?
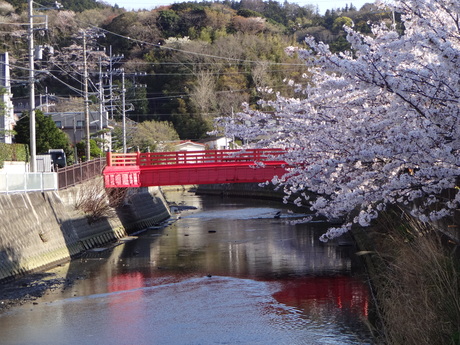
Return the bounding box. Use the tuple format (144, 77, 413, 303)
(0, 143, 29, 168)
(178, 8, 208, 36)
(157, 10, 181, 37)
(237, 8, 263, 18)
(76, 139, 102, 161)
(102, 12, 140, 54)
(171, 2, 210, 12)
(13, 110, 73, 161)
(127, 85, 149, 121)
(329, 35, 352, 53)
(262, 0, 287, 26)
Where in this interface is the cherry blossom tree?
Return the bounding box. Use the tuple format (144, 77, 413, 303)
(218, 0, 460, 241)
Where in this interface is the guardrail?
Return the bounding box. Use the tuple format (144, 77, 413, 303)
(0, 158, 106, 193)
(0, 172, 58, 194)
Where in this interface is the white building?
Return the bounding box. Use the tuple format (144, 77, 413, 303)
(198, 136, 234, 150)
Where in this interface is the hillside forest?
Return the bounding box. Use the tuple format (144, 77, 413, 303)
(0, 0, 398, 157)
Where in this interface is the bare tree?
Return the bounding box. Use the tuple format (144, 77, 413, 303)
(190, 70, 217, 115)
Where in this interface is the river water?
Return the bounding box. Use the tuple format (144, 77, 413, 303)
(0, 190, 373, 345)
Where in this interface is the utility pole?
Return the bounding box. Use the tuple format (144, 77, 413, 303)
(27, 0, 60, 170)
(28, 0, 36, 172)
(98, 58, 105, 151)
(107, 47, 124, 120)
(122, 70, 126, 153)
(83, 30, 91, 161)
(119, 70, 142, 153)
(109, 46, 114, 120)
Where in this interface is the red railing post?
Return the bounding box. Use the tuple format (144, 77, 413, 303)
(106, 151, 112, 167)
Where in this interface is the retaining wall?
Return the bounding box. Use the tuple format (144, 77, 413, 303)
(196, 183, 286, 200)
(0, 180, 171, 281)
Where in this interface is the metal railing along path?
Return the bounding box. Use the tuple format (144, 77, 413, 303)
(57, 157, 106, 190)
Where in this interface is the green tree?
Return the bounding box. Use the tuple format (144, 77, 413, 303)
(332, 16, 353, 33)
(171, 98, 210, 140)
(0, 87, 10, 141)
(130, 120, 180, 152)
(76, 139, 102, 161)
(157, 9, 180, 37)
(126, 80, 149, 121)
(14, 110, 73, 161)
(329, 35, 352, 53)
(102, 12, 139, 55)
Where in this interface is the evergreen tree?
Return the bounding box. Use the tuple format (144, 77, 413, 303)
(14, 110, 73, 161)
(76, 139, 102, 161)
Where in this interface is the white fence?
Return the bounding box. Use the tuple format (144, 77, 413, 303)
(0, 172, 58, 194)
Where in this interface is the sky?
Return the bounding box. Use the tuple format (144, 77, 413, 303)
(101, 0, 375, 15)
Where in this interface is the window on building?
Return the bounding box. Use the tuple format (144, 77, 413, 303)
(76, 120, 84, 127)
(55, 121, 62, 127)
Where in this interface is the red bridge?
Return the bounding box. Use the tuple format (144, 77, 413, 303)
(103, 149, 288, 188)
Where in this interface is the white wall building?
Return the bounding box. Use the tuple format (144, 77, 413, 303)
(198, 136, 234, 150)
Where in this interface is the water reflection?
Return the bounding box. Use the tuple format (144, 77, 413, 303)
(149, 205, 354, 279)
(0, 191, 373, 345)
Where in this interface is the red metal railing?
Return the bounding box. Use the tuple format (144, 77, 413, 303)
(103, 149, 287, 188)
(105, 153, 138, 167)
(106, 149, 285, 167)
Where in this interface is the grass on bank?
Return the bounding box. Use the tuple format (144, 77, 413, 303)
(356, 209, 460, 345)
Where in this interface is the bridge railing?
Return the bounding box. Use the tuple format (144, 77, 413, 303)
(106, 152, 138, 167)
(106, 149, 285, 167)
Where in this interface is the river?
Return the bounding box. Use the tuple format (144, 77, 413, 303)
(0, 190, 373, 345)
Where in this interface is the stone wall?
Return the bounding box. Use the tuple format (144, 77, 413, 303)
(0, 180, 171, 281)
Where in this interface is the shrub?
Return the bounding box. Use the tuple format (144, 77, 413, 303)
(74, 179, 125, 223)
(0, 143, 29, 169)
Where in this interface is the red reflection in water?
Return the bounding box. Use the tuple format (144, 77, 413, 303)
(108, 272, 145, 293)
(108, 272, 146, 343)
(272, 276, 369, 317)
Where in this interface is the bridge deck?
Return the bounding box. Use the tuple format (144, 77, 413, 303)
(103, 149, 287, 188)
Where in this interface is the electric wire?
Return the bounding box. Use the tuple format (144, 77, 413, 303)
(73, 17, 307, 67)
(3, 6, 307, 119)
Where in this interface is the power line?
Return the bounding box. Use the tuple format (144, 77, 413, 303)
(74, 18, 307, 67)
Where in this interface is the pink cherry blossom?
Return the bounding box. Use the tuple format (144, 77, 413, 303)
(217, 0, 460, 241)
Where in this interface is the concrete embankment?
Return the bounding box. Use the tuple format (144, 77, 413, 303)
(0, 179, 171, 281)
(196, 183, 286, 200)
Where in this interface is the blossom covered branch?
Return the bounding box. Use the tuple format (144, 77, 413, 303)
(217, 0, 460, 241)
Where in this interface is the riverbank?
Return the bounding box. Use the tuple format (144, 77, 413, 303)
(0, 177, 171, 283)
(351, 209, 460, 345)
